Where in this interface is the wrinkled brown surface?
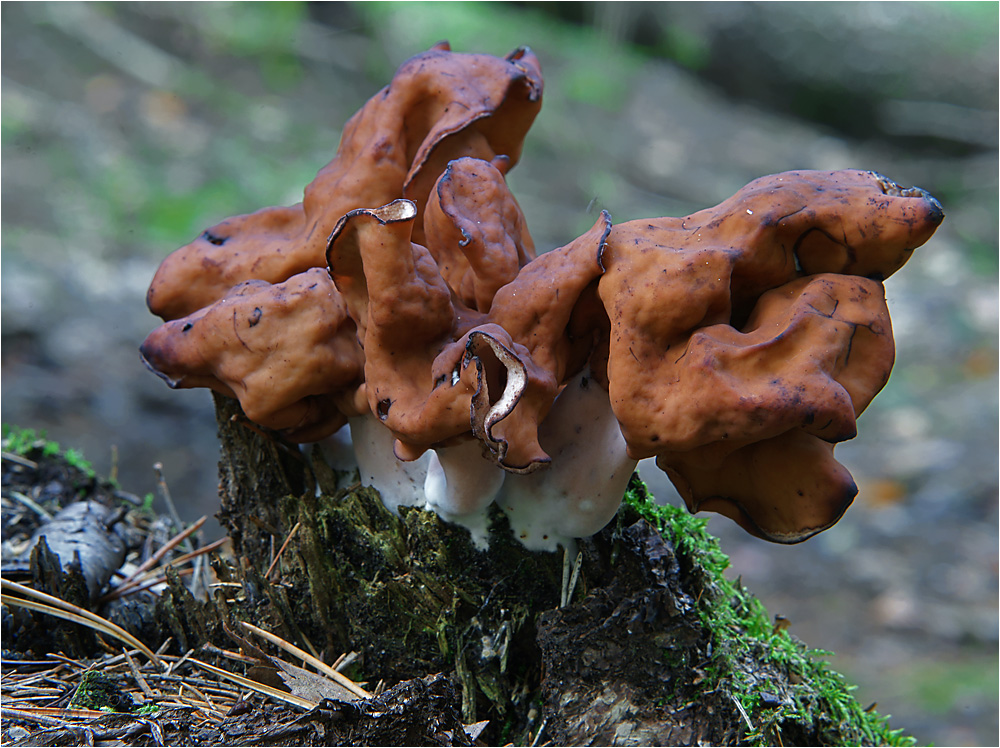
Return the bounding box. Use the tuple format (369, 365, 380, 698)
(141, 36, 945, 545)
(649, 274, 893, 542)
(423, 155, 536, 312)
(326, 199, 478, 458)
(600, 170, 942, 541)
(661, 429, 859, 543)
(322, 196, 609, 471)
(615, 273, 895, 460)
(140, 268, 364, 442)
(146, 43, 543, 321)
(463, 212, 611, 471)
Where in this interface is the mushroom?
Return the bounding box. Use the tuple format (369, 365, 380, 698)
(140, 268, 365, 443)
(642, 273, 895, 542)
(599, 169, 945, 460)
(659, 429, 858, 544)
(495, 368, 636, 552)
(609, 273, 895, 460)
(146, 42, 543, 321)
(461, 210, 611, 472)
(140, 38, 947, 550)
(324, 199, 478, 459)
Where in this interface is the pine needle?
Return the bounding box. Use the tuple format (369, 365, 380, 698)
(1, 579, 162, 668)
(240, 621, 371, 699)
(185, 658, 317, 710)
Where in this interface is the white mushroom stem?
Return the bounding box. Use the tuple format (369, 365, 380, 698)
(424, 440, 506, 549)
(338, 373, 634, 552)
(347, 413, 431, 514)
(496, 369, 637, 552)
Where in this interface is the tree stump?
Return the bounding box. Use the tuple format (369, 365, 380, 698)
(210, 393, 909, 746)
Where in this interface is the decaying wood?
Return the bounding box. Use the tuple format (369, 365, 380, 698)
(206, 396, 899, 746)
(2, 410, 909, 746)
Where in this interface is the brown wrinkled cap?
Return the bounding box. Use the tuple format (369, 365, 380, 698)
(615, 274, 895, 460)
(601, 169, 945, 340)
(659, 429, 858, 543)
(598, 169, 943, 542)
(600, 169, 943, 457)
(423, 155, 536, 312)
(147, 44, 544, 321)
(637, 274, 889, 541)
(463, 212, 611, 471)
(325, 199, 478, 458)
(139, 268, 365, 442)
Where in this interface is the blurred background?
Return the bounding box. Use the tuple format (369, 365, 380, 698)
(2, 2, 996, 744)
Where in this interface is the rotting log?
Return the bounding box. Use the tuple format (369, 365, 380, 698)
(209, 394, 912, 747)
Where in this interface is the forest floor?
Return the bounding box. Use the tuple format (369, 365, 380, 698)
(2, 3, 997, 745)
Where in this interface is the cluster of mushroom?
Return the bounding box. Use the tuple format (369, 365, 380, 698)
(141, 44, 944, 550)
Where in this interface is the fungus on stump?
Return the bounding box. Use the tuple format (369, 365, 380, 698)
(141, 44, 944, 550)
(138, 41, 944, 745)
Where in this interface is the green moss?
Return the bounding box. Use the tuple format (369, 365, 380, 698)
(1, 424, 96, 479)
(68, 670, 136, 713)
(623, 477, 915, 747)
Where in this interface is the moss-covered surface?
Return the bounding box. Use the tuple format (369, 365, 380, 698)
(4, 412, 915, 744)
(211, 392, 914, 745)
(2, 424, 98, 480)
(68, 670, 137, 713)
(622, 478, 915, 746)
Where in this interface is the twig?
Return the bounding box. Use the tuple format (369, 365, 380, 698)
(560, 546, 571, 608)
(138, 716, 166, 746)
(186, 658, 317, 710)
(264, 522, 301, 580)
(8, 490, 54, 521)
(155, 637, 174, 656)
(166, 648, 196, 677)
(153, 462, 195, 554)
(2, 451, 38, 469)
(44, 653, 87, 670)
(198, 644, 258, 665)
(732, 694, 754, 731)
(106, 567, 195, 599)
(179, 681, 223, 718)
(2, 706, 75, 727)
(331, 651, 360, 672)
(104, 537, 226, 601)
(240, 621, 371, 699)
(565, 551, 583, 608)
(2, 705, 111, 720)
(531, 716, 548, 747)
(107, 516, 206, 598)
(122, 648, 154, 699)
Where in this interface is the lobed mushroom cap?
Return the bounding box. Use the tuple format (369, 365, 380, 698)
(659, 429, 858, 544)
(326, 198, 479, 457)
(614, 273, 895, 460)
(423, 155, 536, 312)
(462, 211, 611, 472)
(147, 43, 544, 321)
(140, 268, 365, 442)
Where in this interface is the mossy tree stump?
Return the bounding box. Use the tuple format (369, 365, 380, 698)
(210, 394, 912, 747)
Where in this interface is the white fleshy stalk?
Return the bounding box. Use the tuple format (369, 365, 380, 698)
(424, 440, 507, 549)
(346, 413, 431, 515)
(496, 369, 637, 552)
